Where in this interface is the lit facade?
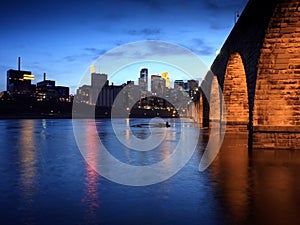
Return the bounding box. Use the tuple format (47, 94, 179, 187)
(36, 79, 69, 102)
(151, 75, 166, 95)
(138, 68, 148, 92)
(91, 73, 109, 105)
(7, 69, 35, 95)
(161, 72, 170, 88)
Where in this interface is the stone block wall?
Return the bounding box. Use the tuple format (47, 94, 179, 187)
(252, 0, 300, 150)
(199, 0, 300, 149)
(254, 0, 300, 127)
(223, 53, 249, 126)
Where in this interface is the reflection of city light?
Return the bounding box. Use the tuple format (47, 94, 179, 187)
(20, 120, 36, 202)
(82, 122, 100, 219)
(125, 129, 130, 139)
(125, 118, 130, 127)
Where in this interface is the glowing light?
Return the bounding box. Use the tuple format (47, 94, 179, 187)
(90, 64, 95, 74)
(23, 74, 34, 80)
(161, 72, 170, 88)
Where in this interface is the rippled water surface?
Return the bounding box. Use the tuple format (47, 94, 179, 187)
(0, 119, 300, 225)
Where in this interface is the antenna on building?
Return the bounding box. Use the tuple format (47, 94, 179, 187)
(18, 56, 21, 71)
(44, 72, 46, 81)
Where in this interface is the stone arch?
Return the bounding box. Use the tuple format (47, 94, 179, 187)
(197, 90, 203, 125)
(186, 89, 203, 124)
(210, 75, 221, 123)
(223, 53, 249, 129)
(254, 0, 300, 127)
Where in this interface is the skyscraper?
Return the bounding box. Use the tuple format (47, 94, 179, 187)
(91, 73, 108, 105)
(138, 68, 148, 91)
(151, 75, 166, 95)
(161, 72, 170, 88)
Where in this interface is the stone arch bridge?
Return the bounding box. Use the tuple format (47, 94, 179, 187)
(190, 0, 300, 149)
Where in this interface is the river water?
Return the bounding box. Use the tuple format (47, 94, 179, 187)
(0, 119, 299, 225)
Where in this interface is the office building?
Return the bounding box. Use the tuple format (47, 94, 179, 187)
(7, 57, 35, 95)
(161, 72, 170, 88)
(90, 73, 109, 105)
(151, 75, 166, 95)
(36, 73, 69, 102)
(138, 68, 148, 91)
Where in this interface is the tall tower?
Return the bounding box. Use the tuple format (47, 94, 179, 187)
(90, 72, 108, 105)
(161, 72, 170, 88)
(138, 68, 148, 91)
(151, 75, 166, 94)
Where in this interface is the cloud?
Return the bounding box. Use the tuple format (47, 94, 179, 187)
(202, 0, 248, 17)
(209, 23, 231, 30)
(61, 47, 108, 64)
(193, 46, 215, 56)
(183, 38, 215, 56)
(205, 0, 245, 9)
(126, 28, 162, 36)
(63, 55, 77, 63)
(83, 48, 107, 59)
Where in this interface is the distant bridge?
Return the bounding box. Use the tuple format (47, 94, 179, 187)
(190, 0, 300, 149)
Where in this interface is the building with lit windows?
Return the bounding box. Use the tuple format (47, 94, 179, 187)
(161, 72, 170, 88)
(76, 85, 91, 104)
(151, 74, 166, 95)
(138, 68, 148, 91)
(7, 69, 35, 95)
(174, 80, 184, 91)
(91, 73, 109, 105)
(6, 57, 35, 96)
(36, 73, 69, 102)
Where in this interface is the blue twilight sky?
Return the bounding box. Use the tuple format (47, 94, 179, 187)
(0, 0, 248, 94)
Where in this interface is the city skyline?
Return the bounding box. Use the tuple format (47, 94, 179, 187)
(1, 57, 201, 94)
(0, 0, 248, 94)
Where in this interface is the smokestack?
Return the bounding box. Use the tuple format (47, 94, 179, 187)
(18, 57, 21, 71)
(43, 72, 46, 81)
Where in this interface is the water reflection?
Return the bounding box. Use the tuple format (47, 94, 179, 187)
(82, 122, 100, 224)
(19, 120, 37, 202)
(209, 133, 249, 224)
(209, 133, 300, 225)
(250, 150, 300, 225)
(1, 119, 300, 225)
(18, 120, 37, 225)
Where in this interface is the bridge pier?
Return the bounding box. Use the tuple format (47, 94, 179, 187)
(224, 121, 248, 133)
(203, 0, 300, 150)
(253, 126, 300, 150)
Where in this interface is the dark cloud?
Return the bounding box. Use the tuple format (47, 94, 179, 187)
(193, 46, 215, 56)
(205, 0, 246, 10)
(83, 48, 107, 56)
(63, 55, 77, 63)
(209, 23, 231, 30)
(126, 28, 162, 36)
(62, 48, 108, 63)
(183, 38, 215, 56)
